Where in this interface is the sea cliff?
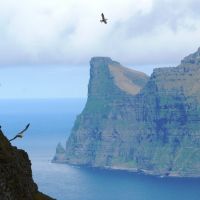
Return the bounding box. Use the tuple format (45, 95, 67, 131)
(54, 48, 200, 177)
(0, 130, 55, 200)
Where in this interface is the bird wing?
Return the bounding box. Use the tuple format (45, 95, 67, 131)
(9, 135, 18, 142)
(17, 123, 30, 135)
(101, 13, 105, 20)
(9, 123, 30, 142)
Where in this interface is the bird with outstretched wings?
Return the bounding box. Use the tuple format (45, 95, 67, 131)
(9, 123, 30, 142)
(100, 13, 108, 24)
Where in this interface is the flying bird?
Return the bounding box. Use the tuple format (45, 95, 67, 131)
(100, 13, 108, 24)
(9, 123, 30, 142)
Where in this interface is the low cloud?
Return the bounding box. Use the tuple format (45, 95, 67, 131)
(0, 0, 200, 66)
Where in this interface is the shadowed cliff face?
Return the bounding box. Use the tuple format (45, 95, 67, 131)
(55, 48, 200, 177)
(0, 130, 54, 200)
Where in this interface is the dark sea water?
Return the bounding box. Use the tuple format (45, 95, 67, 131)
(0, 99, 200, 200)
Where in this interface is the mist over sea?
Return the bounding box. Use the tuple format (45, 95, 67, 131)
(0, 98, 200, 200)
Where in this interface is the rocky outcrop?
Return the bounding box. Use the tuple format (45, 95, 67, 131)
(52, 143, 66, 163)
(54, 48, 200, 177)
(0, 130, 55, 200)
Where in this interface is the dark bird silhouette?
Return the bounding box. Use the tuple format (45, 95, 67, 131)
(9, 123, 30, 142)
(100, 13, 108, 24)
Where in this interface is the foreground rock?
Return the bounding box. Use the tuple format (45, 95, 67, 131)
(54, 48, 200, 177)
(0, 130, 55, 200)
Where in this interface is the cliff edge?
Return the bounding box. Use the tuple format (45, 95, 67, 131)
(0, 130, 55, 200)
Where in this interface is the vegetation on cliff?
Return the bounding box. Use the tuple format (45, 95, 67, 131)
(54, 48, 200, 177)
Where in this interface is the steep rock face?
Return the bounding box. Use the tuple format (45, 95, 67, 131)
(63, 57, 149, 166)
(55, 48, 200, 177)
(0, 130, 54, 200)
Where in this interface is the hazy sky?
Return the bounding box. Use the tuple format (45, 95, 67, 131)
(0, 0, 200, 98)
(0, 66, 89, 98)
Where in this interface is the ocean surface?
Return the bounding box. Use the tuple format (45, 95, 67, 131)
(0, 99, 200, 200)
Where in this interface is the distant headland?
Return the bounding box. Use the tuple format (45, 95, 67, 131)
(53, 47, 200, 178)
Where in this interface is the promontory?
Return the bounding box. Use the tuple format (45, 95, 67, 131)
(53, 48, 200, 177)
